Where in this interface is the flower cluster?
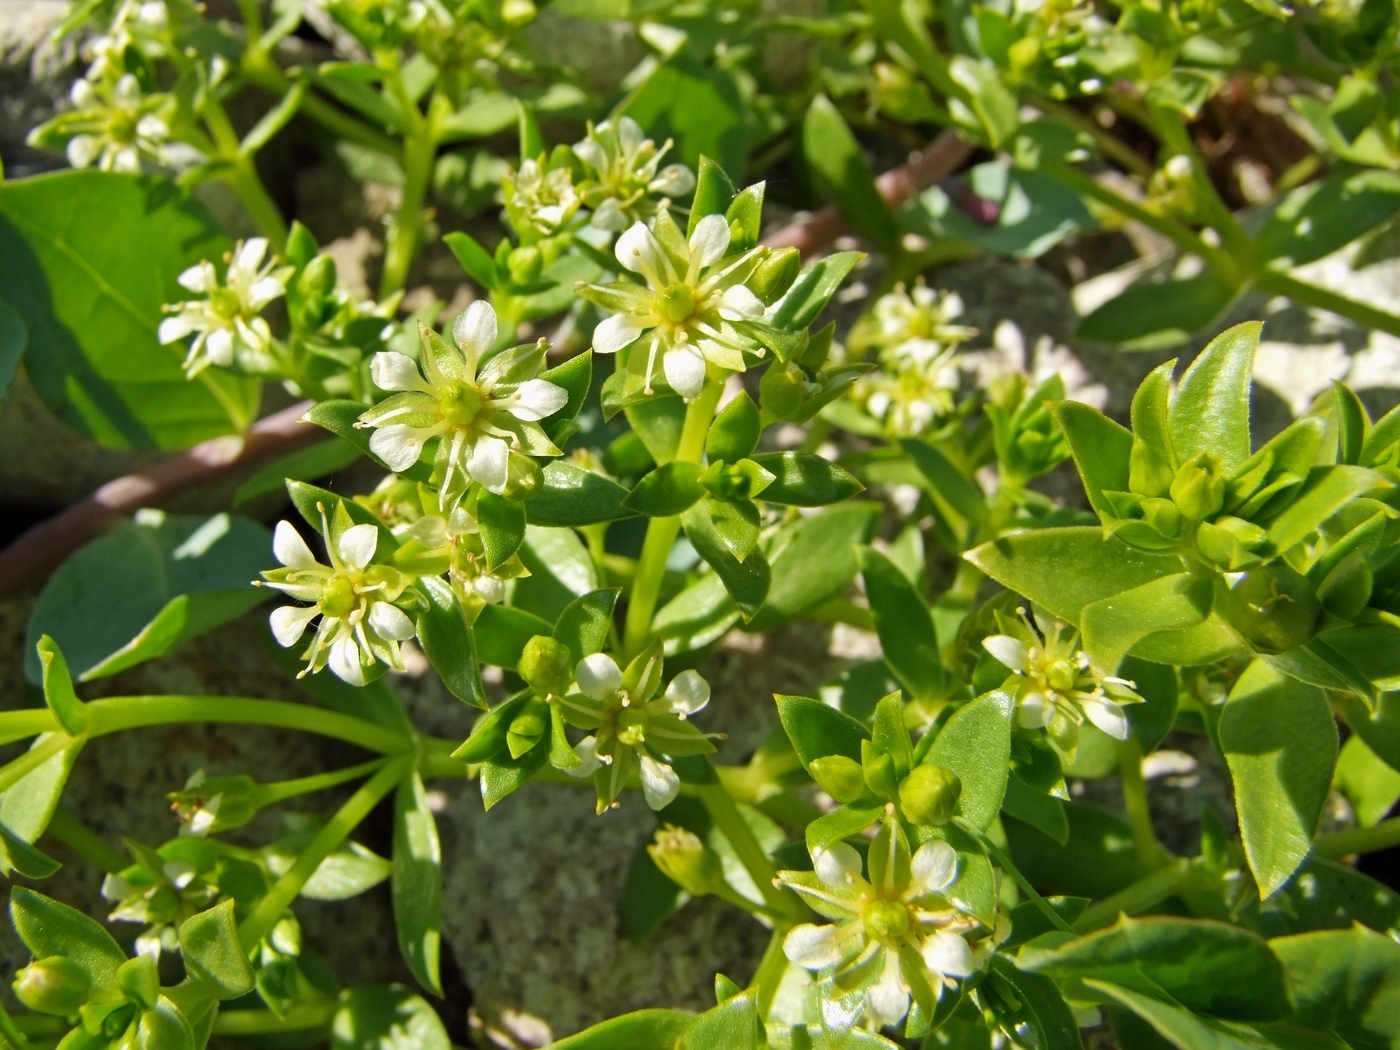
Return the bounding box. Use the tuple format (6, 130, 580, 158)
(581, 212, 768, 399)
(159, 239, 292, 377)
(574, 117, 695, 231)
(777, 818, 1001, 1032)
(982, 606, 1142, 750)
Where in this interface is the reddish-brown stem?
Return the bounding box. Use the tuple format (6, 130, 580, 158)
(763, 129, 975, 257)
(0, 131, 973, 596)
(0, 400, 317, 596)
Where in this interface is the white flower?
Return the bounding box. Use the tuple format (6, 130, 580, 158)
(574, 116, 695, 230)
(259, 511, 415, 685)
(559, 648, 717, 812)
(405, 506, 526, 614)
(579, 211, 769, 399)
(983, 607, 1141, 749)
(777, 821, 997, 1032)
(871, 283, 977, 366)
(356, 301, 567, 508)
(48, 73, 172, 174)
(159, 238, 291, 377)
(84, 0, 171, 80)
(503, 156, 581, 235)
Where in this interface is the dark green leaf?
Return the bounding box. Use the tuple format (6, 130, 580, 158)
(0, 171, 258, 448)
(986, 957, 1083, 1050)
(803, 95, 900, 252)
(769, 252, 864, 332)
(751, 452, 863, 506)
(900, 438, 988, 529)
(553, 589, 618, 665)
(331, 985, 452, 1050)
(682, 503, 770, 618)
(233, 438, 363, 507)
(707, 392, 761, 464)
(913, 162, 1092, 259)
(1049, 402, 1132, 521)
(1086, 980, 1279, 1050)
(24, 511, 271, 683)
(1170, 322, 1260, 475)
(0, 819, 61, 879)
(1258, 170, 1400, 267)
(774, 693, 870, 766)
(393, 773, 443, 995)
(477, 490, 526, 570)
(528, 462, 634, 527)
(620, 52, 748, 176)
(1271, 925, 1400, 1050)
(1005, 800, 1147, 900)
(415, 575, 486, 707)
(10, 887, 126, 989)
(0, 300, 25, 402)
(1002, 773, 1068, 844)
(624, 461, 706, 517)
(1079, 573, 1214, 675)
(860, 547, 943, 701)
(474, 604, 554, 670)
(928, 691, 1014, 829)
(747, 503, 878, 631)
(689, 157, 736, 235)
(1220, 660, 1337, 898)
(179, 900, 255, 999)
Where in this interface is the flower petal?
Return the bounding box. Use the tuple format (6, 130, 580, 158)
(909, 841, 958, 897)
(783, 923, 844, 970)
(453, 300, 498, 371)
(472, 576, 505, 604)
(575, 652, 622, 700)
(177, 262, 212, 293)
(329, 634, 366, 686)
(815, 841, 863, 888)
(982, 635, 1028, 672)
(615, 221, 663, 282)
(717, 284, 764, 321)
(269, 604, 318, 647)
(337, 523, 378, 571)
(663, 670, 710, 716)
(509, 378, 569, 421)
(371, 352, 431, 393)
(868, 952, 911, 1027)
(158, 315, 196, 344)
(369, 424, 428, 473)
(465, 434, 510, 494)
(273, 520, 318, 569)
(567, 735, 603, 777)
(640, 756, 680, 810)
(593, 312, 645, 354)
(689, 214, 731, 270)
(1082, 696, 1130, 741)
(663, 345, 706, 400)
(369, 601, 415, 641)
(247, 276, 286, 310)
(1017, 692, 1053, 729)
(205, 327, 235, 366)
(234, 238, 269, 277)
(921, 930, 975, 979)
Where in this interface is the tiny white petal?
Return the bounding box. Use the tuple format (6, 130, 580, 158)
(409, 515, 450, 548)
(329, 635, 366, 685)
(783, 923, 844, 970)
(270, 604, 318, 647)
(568, 736, 603, 777)
(593, 313, 646, 354)
(472, 576, 505, 604)
(205, 327, 235, 366)
(1083, 697, 1130, 741)
(509, 379, 569, 421)
(572, 139, 607, 173)
(909, 841, 958, 897)
(815, 842, 863, 888)
(1017, 692, 1054, 728)
(922, 930, 976, 978)
(590, 196, 628, 231)
(273, 520, 318, 569)
(983, 635, 1028, 672)
(369, 601, 415, 641)
(576, 653, 622, 700)
(615, 221, 662, 278)
(664, 670, 710, 715)
(369, 425, 427, 472)
(158, 315, 195, 344)
(177, 263, 211, 293)
(70, 80, 96, 107)
(337, 523, 379, 571)
(247, 276, 286, 311)
(689, 214, 731, 269)
(717, 284, 764, 321)
(135, 115, 168, 141)
(234, 238, 269, 276)
(663, 345, 706, 400)
(371, 352, 432, 393)
(640, 756, 680, 810)
(453, 300, 498, 364)
(465, 435, 510, 494)
(868, 954, 911, 1027)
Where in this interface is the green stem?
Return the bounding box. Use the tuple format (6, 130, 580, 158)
(242, 57, 402, 161)
(622, 376, 726, 658)
(0, 711, 62, 747)
(697, 772, 806, 924)
(1315, 815, 1400, 859)
(228, 161, 289, 249)
(1118, 740, 1164, 871)
(83, 695, 410, 754)
(0, 736, 70, 795)
(1254, 269, 1400, 340)
(972, 827, 1075, 935)
(749, 926, 793, 1019)
(45, 809, 127, 873)
(239, 758, 408, 950)
(380, 129, 435, 297)
(214, 1001, 336, 1036)
(257, 757, 391, 806)
(1072, 859, 1192, 933)
(1036, 97, 1151, 179)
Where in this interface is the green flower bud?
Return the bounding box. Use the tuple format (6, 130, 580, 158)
(1129, 437, 1175, 498)
(502, 0, 536, 25)
(760, 367, 807, 421)
(507, 245, 544, 286)
(749, 247, 802, 306)
(1169, 452, 1226, 521)
(809, 755, 869, 804)
(1223, 564, 1323, 654)
(168, 771, 260, 836)
(862, 747, 900, 802)
(1196, 515, 1268, 571)
(519, 635, 573, 696)
(1139, 497, 1182, 541)
(298, 255, 337, 299)
(506, 696, 549, 759)
(14, 956, 90, 1016)
(898, 763, 961, 826)
(647, 825, 726, 896)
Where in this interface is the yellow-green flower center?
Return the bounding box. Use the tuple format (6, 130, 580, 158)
(210, 287, 243, 320)
(440, 381, 485, 426)
(657, 283, 697, 324)
(319, 575, 360, 619)
(1044, 659, 1079, 693)
(617, 708, 648, 747)
(863, 899, 911, 942)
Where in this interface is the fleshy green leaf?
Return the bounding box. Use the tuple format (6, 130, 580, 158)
(528, 462, 634, 527)
(414, 575, 486, 707)
(682, 503, 770, 618)
(685, 992, 760, 1050)
(747, 503, 878, 631)
(927, 690, 1014, 829)
(553, 589, 619, 665)
(35, 636, 85, 736)
(625, 461, 706, 517)
(549, 1009, 696, 1050)
(1087, 980, 1280, 1050)
(859, 547, 943, 701)
(1220, 660, 1338, 898)
(0, 819, 61, 879)
(1076, 271, 1237, 352)
(1170, 322, 1261, 475)
(751, 452, 863, 506)
(769, 252, 865, 332)
(803, 95, 900, 252)
(476, 490, 526, 571)
(706, 391, 761, 464)
(392, 773, 443, 996)
(774, 694, 869, 766)
(179, 900, 255, 999)
(10, 887, 126, 989)
(331, 985, 452, 1050)
(1079, 573, 1214, 675)
(474, 604, 554, 670)
(985, 957, 1083, 1050)
(1271, 925, 1400, 1049)
(1258, 170, 1400, 267)
(1050, 402, 1132, 521)
(0, 300, 25, 403)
